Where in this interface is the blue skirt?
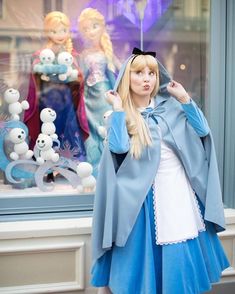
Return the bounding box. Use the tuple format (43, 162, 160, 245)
(91, 189, 229, 294)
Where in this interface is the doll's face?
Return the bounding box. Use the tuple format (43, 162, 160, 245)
(9, 128, 26, 144)
(130, 66, 156, 99)
(80, 19, 104, 43)
(40, 108, 56, 123)
(40, 49, 55, 64)
(57, 52, 73, 66)
(36, 134, 53, 151)
(4, 88, 20, 103)
(47, 23, 70, 45)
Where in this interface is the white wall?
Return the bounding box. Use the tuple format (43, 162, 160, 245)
(0, 210, 235, 294)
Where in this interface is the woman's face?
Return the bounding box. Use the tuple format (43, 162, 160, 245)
(47, 23, 70, 45)
(80, 19, 104, 44)
(130, 66, 157, 99)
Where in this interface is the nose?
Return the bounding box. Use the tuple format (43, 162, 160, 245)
(144, 74, 150, 82)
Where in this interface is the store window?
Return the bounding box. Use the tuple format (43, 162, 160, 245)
(0, 0, 211, 220)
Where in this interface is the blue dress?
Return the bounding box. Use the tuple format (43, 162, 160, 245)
(81, 51, 115, 175)
(91, 101, 229, 294)
(39, 80, 86, 162)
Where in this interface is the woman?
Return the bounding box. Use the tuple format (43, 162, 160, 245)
(91, 48, 229, 294)
(24, 11, 89, 162)
(78, 8, 119, 175)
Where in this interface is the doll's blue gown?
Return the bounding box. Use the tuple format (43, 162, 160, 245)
(90, 102, 229, 294)
(81, 52, 115, 175)
(39, 79, 86, 162)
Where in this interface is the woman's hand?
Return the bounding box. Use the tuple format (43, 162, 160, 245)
(105, 90, 124, 111)
(167, 80, 190, 104)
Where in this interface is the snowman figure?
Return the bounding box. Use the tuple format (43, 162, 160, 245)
(34, 48, 55, 81)
(40, 108, 58, 139)
(8, 128, 33, 160)
(34, 133, 59, 165)
(97, 110, 113, 143)
(76, 162, 96, 193)
(57, 51, 78, 81)
(4, 88, 29, 121)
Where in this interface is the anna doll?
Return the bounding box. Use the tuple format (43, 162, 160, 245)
(24, 11, 89, 162)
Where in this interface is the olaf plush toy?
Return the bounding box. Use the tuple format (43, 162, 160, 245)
(97, 110, 113, 143)
(33, 48, 55, 81)
(34, 133, 59, 165)
(4, 88, 29, 121)
(39, 48, 55, 64)
(40, 108, 58, 139)
(8, 128, 33, 160)
(76, 162, 96, 193)
(57, 51, 78, 81)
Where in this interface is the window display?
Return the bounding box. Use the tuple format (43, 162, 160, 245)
(0, 0, 210, 217)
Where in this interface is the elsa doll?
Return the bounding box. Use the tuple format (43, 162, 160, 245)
(78, 8, 120, 176)
(24, 11, 89, 163)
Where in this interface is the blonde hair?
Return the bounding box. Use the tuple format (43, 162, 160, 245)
(44, 11, 73, 53)
(78, 8, 115, 72)
(117, 55, 159, 159)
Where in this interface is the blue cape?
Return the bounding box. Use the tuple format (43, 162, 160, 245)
(91, 55, 225, 265)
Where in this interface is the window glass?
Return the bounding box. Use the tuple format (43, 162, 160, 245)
(0, 0, 210, 214)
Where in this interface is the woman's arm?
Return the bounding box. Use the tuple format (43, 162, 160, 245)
(108, 111, 130, 153)
(181, 100, 209, 137)
(167, 80, 209, 137)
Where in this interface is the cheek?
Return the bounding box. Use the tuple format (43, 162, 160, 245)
(48, 33, 54, 40)
(96, 28, 103, 35)
(133, 78, 141, 87)
(150, 77, 157, 87)
(130, 75, 141, 86)
(130, 78, 141, 92)
(62, 32, 69, 39)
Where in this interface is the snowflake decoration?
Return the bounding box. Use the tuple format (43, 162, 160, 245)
(58, 138, 81, 160)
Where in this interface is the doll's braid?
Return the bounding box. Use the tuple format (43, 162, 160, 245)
(65, 37, 73, 54)
(100, 32, 115, 72)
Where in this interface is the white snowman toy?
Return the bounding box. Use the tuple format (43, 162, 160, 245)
(40, 108, 58, 139)
(34, 48, 55, 81)
(76, 162, 96, 193)
(35, 133, 59, 165)
(57, 51, 78, 81)
(4, 88, 29, 121)
(97, 110, 113, 143)
(8, 128, 33, 160)
(39, 48, 55, 64)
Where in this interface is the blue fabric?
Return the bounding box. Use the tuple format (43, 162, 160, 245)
(108, 111, 129, 154)
(91, 189, 229, 294)
(84, 80, 113, 176)
(181, 100, 209, 137)
(108, 100, 210, 154)
(39, 81, 86, 161)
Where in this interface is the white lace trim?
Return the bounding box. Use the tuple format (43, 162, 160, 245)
(191, 190, 206, 232)
(152, 184, 159, 244)
(152, 184, 206, 246)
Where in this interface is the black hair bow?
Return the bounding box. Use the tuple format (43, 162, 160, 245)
(132, 47, 156, 58)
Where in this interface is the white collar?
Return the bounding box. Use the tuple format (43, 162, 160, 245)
(137, 98, 155, 112)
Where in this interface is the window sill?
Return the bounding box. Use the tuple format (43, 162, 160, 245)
(0, 208, 234, 240)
